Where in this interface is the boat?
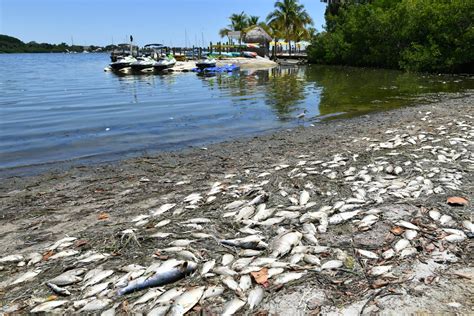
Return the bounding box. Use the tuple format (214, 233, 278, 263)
(130, 56, 156, 72)
(109, 55, 137, 71)
(196, 58, 216, 70)
(154, 54, 177, 71)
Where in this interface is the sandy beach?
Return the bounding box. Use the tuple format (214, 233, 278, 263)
(0, 91, 472, 314)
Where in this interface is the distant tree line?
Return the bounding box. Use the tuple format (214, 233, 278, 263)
(0, 34, 104, 53)
(308, 0, 474, 73)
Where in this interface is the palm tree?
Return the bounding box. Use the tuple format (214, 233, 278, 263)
(219, 11, 250, 44)
(266, 0, 313, 55)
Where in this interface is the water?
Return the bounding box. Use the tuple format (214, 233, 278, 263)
(1, 53, 472, 173)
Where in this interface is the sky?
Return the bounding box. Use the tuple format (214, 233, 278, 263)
(0, 0, 327, 47)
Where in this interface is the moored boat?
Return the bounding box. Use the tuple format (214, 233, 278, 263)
(154, 55, 177, 71)
(109, 55, 137, 71)
(130, 56, 156, 72)
(196, 58, 216, 70)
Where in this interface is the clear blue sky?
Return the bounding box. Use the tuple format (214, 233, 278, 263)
(0, 0, 327, 47)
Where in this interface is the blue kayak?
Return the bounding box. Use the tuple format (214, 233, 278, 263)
(192, 64, 240, 73)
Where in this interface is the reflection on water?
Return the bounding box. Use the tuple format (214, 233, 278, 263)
(0, 53, 472, 171)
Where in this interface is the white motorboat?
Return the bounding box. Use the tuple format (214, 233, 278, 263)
(196, 58, 216, 69)
(130, 56, 156, 72)
(154, 55, 177, 71)
(109, 55, 137, 71)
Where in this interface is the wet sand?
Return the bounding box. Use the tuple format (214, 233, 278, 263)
(0, 91, 472, 314)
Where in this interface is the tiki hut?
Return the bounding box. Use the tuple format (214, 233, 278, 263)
(243, 26, 272, 57)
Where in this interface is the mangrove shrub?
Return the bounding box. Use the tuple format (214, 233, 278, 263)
(308, 0, 474, 73)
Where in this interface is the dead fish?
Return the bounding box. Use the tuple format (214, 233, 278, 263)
(356, 249, 378, 259)
(201, 286, 225, 301)
(120, 264, 146, 273)
(270, 231, 302, 258)
(299, 190, 310, 206)
(12, 269, 41, 285)
(232, 257, 255, 271)
(50, 249, 79, 260)
(267, 267, 285, 278)
(84, 282, 110, 298)
(440, 215, 453, 225)
(382, 249, 395, 259)
(394, 239, 410, 252)
(239, 226, 261, 235)
(169, 240, 195, 247)
(221, 254, 235, 266)
(49, 269, 85, 286)
(303, 233, 318, 246)
(225, 200, 246, 210)
(239, 249, 262, 257)
(155, 219, 171, 228)
(251, 257, 277, 267)
(248, 193, 268, 206)
(77, 252, 109, 263)
(48, 236, 77, 251)
(403, 230, 418, 240)
(115, 269, 146, 288)
(176, 250, 199, 262)
(222, 276, 240, 291)
(160, 247, 185, 253)
(83, 270, 114, 289)
(276, 210, 300, 219)
(0, 254, 24, 263)
(131, 288, 164, 307)
(273, 272, 306, 285)
(321, 260, 343, 270)
(191, 232, 213, 239)
(369, 265, 392, 276)
(150, 232, 173, 239)
(117, 261, 196, 296)
(148, 305, 171, 316)
(213, 266, 238, 276)
(400, 247, 417, 258)
(46, 282, 71, 296)
(252, 204, 272, 222)
(30, 300, 68, 313)
(239, 274, 252, 291)
(168, 286, 205, 316)
(290, 253, 304, 264)
(247, 286, 264, 310)
(235, 206, 256, 221)
(303, 254, 321, 265)
(358, 215, 378, 230)
(153, 287, 186, 306)
(201, 260, 216, 275)
(329, 210, 360, 225)
(80, 298, 112, 312)
(222, 298, 246, 316)
(256, 217, 285, 226)
(429, 210, 441, 221)
(462, 220, 474, 233)
(27, 253, 43, 266)
(396, 220, 419, 231)
(221, 235, 267, 250)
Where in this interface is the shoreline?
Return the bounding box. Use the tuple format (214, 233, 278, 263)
(0, 92, 472, 314)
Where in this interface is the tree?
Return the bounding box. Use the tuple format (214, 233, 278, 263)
(219, 11, 250, 44)
(266, 0, 313, 55)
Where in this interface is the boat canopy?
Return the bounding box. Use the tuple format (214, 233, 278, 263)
(144, 44, 165, 48)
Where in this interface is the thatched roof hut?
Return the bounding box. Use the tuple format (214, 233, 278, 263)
(243, 26, 272, 57)
(244, 26, 272, 44)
